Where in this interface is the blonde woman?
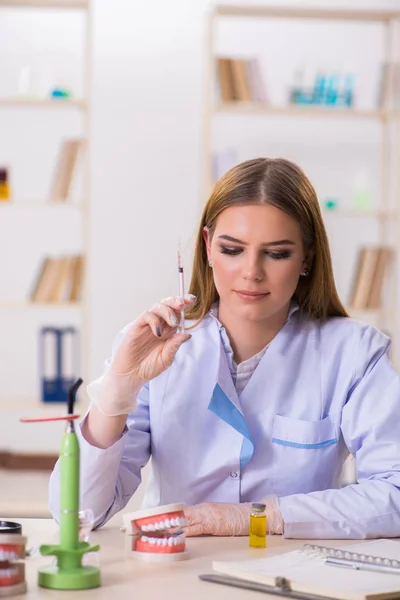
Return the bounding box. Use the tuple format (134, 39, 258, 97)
(49, 158, 400, 539)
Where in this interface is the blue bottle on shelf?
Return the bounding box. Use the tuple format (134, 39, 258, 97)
(325, 73, 339, 105)
(312, 72, 327, 105)
(343, 74, 355, 107)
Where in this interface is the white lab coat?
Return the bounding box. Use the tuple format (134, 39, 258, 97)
(49, 305, 400, 538)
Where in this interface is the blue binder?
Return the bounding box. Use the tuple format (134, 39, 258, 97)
(39, 326, 79, 403)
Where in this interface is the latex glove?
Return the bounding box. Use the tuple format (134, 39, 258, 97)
(87, 295, 195, 416)
(182, 496, 284, 537)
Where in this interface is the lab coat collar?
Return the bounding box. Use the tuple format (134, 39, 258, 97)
(209, 299, 300, 331)
(206, 316, 255, 468)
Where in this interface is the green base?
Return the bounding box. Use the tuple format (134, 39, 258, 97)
(38, 565, 100, 590)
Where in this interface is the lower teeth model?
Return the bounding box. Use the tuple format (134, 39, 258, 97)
(121, 503, 189, 562)
(0, 534, 27, 596)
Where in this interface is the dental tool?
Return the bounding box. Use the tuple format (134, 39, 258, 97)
(177, 243, 185, 333)
(21, 379, 101, 590)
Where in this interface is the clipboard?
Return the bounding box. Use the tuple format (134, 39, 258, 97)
(201, 540, 400, 600)
(199, 573, 337, 600)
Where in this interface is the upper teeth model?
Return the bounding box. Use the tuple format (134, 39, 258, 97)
(121, 503, 190, 562)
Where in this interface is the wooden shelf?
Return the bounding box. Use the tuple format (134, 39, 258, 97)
(0, 398, 68, 413)
(0, 201, 83, 208)
(346, 307, 395, 320)
(214, 103, 396, 120)
(323, 210, 398, 220)
(214, 5, 400, 23)
(0, 0, 88, 8)
(0, 301, 81, 309)
(0, 98, 87, 109)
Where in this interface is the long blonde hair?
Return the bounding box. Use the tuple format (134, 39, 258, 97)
(186, 157, 347, 323)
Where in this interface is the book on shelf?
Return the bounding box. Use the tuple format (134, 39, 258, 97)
(30, 255, 85, 303)
(69, 255, 85, 302)
(216, 57, 268, 104)
(349, 246, 392, 310)
(206, 539, 400, 600)
(49, 138, 85, 202)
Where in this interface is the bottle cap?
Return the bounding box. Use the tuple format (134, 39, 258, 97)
(0, 168, 7, 183)
(252, 503, 266, 512)
(0, 520, 22, 534)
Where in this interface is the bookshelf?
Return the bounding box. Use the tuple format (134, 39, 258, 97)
(215, 103, 399, 120)
(213, 6, 400, 22)
(0, 302, 81, 309)
(0, 98, 87, 108)
(203, 5, 400, 367)
(0, 0, 87, 8)
(0, 201, 83, 208)
(0, 0, 91, 440)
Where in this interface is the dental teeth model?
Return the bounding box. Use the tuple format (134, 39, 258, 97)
(121, 503, 189, 562)
(0, 533, 27, 596)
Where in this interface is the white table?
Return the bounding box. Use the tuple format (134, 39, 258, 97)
(4, 518, 350, 599)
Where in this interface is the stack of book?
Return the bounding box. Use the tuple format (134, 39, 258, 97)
(30, 255, 85, 303)
(216, 57, 268, 103)
(349, 246, 392, 310)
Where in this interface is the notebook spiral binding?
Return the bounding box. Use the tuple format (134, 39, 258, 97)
(302, 544, 400, 571)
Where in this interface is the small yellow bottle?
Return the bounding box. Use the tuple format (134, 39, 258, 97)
(0, 168, 10, 201)
(249, 502, 267, 548)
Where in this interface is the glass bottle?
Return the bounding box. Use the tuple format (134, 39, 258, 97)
(249, 502, 267, 548)
(0, 168, 10, 201)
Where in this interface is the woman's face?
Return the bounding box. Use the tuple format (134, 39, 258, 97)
(203, 203, 310, 323)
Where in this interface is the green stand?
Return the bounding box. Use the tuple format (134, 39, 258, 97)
(38, 380, 101, 590)
(38, 541, 100, 590)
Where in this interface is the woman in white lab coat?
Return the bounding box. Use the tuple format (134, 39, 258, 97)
(49, 157, 400, 539)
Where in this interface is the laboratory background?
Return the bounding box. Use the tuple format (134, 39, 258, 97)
(0, 0, 399, 518)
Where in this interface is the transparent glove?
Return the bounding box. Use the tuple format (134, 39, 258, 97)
(182, 496, 284, 537)
(87, 295, 195, 417)
(86, 370, 143, 418)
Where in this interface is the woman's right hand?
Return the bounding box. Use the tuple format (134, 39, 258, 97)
(86, 295, 195, 416)
(109, 294, 194, 386)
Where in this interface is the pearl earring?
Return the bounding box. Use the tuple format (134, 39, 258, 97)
(301, 268, 309, 277)
(209, 260, 213, 268)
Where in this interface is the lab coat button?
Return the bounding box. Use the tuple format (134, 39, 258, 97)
(229, 471, 239, 479)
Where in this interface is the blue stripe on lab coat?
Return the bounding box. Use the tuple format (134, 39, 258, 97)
(208, 383, 254, 469)
(272, 438, 337, 449)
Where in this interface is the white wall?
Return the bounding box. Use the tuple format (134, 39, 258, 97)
(90, 0, 206, 378)
(0, 0, 399, 459)
(91, 0, 400, 376)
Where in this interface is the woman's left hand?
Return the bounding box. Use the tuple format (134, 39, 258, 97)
(182, 502, 252, 537)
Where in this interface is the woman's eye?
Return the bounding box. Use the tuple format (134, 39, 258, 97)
(219, 247, 291, 259)
(268, 251, 291, 260)
(220, 246, 242, 256)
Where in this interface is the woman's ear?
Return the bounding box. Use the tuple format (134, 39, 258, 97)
(302, 248, 315, 273)
(202, 226, 211, 260)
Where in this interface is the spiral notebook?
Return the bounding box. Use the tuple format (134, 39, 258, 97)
(209, 540, 400, 600)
